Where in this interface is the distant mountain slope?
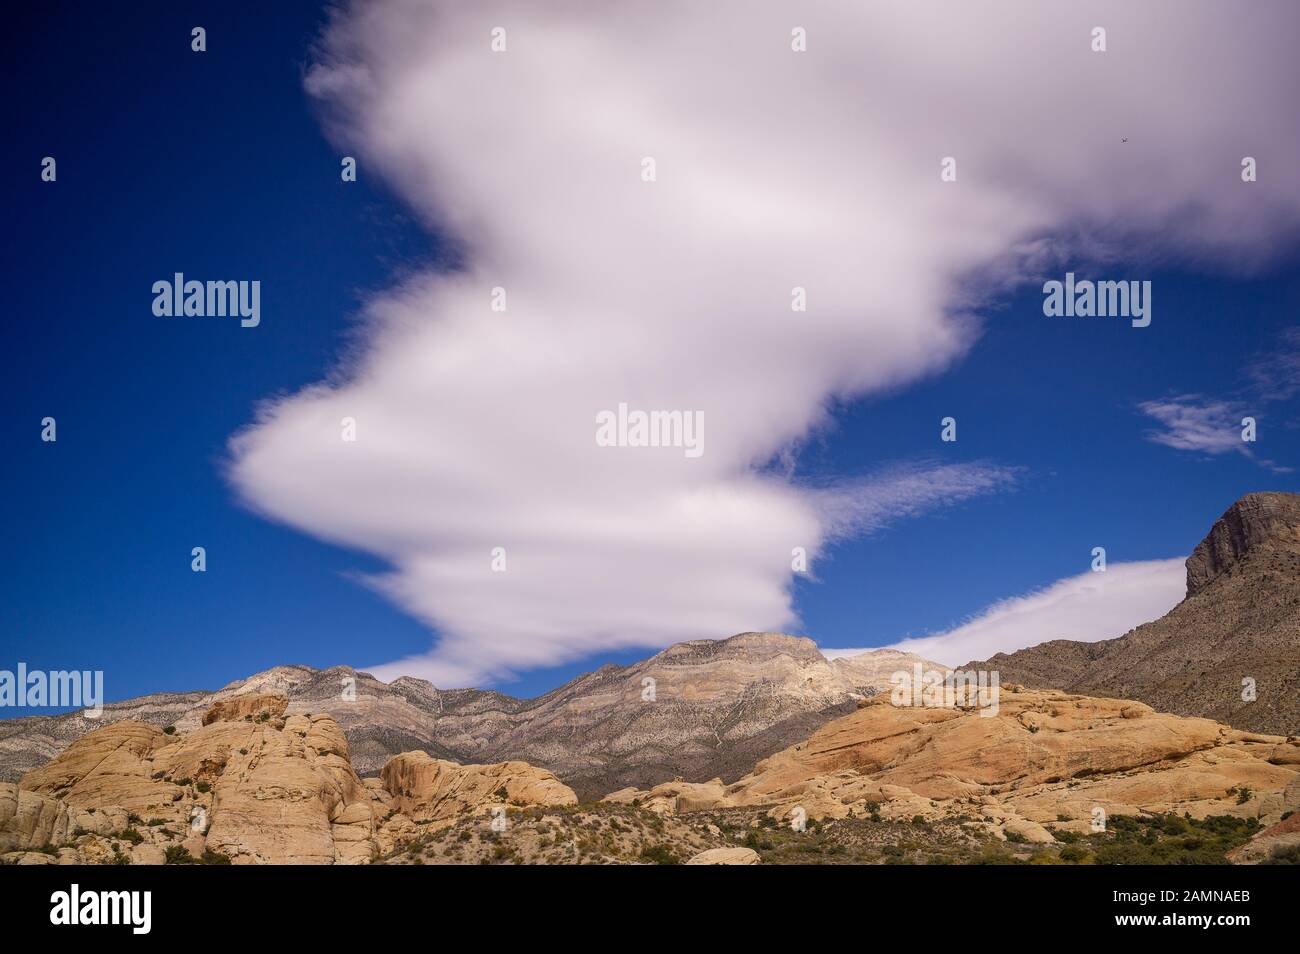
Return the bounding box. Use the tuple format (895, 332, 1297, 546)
(965, 492, 1300, 735)
(0, 633, 943, 799)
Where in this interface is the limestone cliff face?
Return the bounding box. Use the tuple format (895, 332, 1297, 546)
(1187, 492, 1300, 595)
(965, 492, 1300, 735)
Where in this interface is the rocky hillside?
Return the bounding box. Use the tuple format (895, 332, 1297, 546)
(0, 634, 943, 799)
(964, 492, 1300, 735)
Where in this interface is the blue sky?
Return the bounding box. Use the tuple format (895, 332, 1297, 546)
(3, 1, 1298, 710)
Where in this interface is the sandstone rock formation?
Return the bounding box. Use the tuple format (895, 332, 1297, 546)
(0, 634, 944, 799)
(3, 693, 584, 864)
(379, 751, 576, 826)
(685, 846, 760, 865)
(17, 694, 381, 864)
(604, 686, 1300, 845)
(0, 783, 68, 852)
(201, 693, 288, 726)
(965, 492, 1300, 735)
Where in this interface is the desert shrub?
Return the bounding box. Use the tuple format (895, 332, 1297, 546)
(200, 850, 232, 865)
(116, 828, 144, 845)
(1263, 844, 1300, 865)
(195, 781, 211, 794)
(637, 844, 680, 865)
(164, 845, 196, 865)
(163, 726, 176, 735)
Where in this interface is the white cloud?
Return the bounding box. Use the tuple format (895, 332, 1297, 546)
(1138, 396, 1248, 455)
(843, 559, 1187, 667)
(228, 1, 1300, 686)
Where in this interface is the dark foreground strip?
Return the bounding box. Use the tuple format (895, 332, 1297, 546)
(0, 863, 1283, 941)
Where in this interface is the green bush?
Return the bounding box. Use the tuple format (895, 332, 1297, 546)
(637, 844, 680, 865)
(164, 845, 196, 865)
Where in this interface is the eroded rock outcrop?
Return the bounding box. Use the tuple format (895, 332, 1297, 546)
(5, 698, 584, 863)
(380, 750, 577, 827)
(16, 695, 382, 864)
(0, 783, 69, 852)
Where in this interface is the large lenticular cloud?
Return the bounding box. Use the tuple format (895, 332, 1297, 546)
(227, 0, 1300, 685)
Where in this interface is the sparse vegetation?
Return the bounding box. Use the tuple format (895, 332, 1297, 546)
(164, 845, 196, 865)
(637, 844, 680, 865)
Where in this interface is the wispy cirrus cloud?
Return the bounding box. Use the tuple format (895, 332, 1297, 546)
(1138, 395, 1249, 455)
(824, 558, 1187, 667)
(227, 0, 1300, 686)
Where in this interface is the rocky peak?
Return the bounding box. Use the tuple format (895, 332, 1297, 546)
(657, 632, 823, 666)
(1186, 492, 1300, 596)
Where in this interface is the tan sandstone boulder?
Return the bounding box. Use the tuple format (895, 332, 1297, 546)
(379, 751, 577, 827)
(0, 783, 69, 851)
(685, 847, 761, 865)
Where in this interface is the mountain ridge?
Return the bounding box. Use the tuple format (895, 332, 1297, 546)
(0, 633, 944, 799)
